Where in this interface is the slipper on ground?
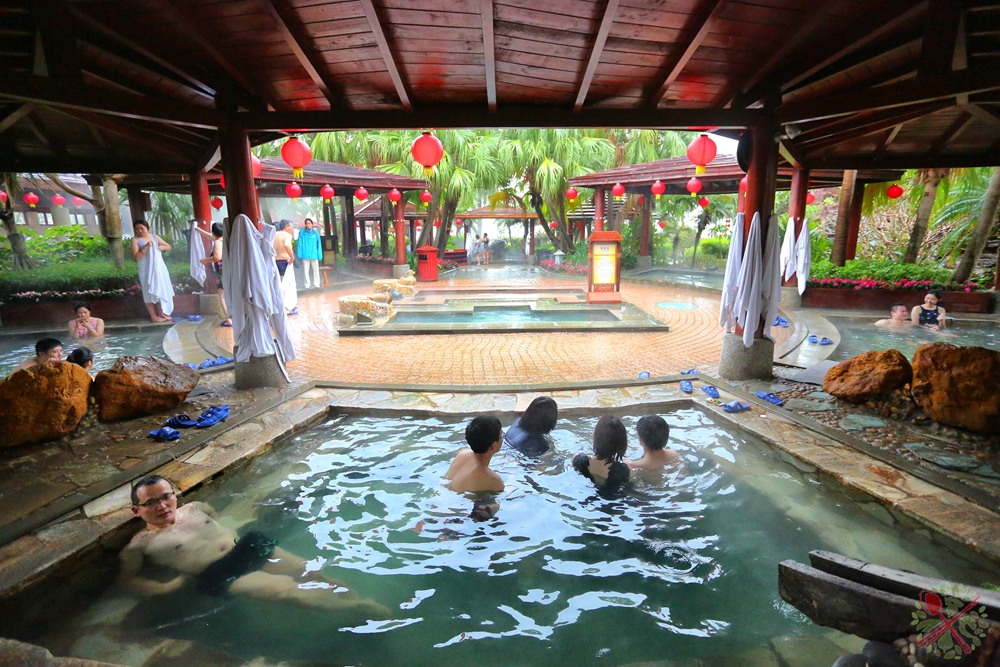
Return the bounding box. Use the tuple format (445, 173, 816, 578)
(166, 414, 198, 428)
(196, 405, 230, 428)
(807, 335, 819, 344)
(149, 427, 181, 442)
(819, 337, 834, 345)
(680, 381, 693, 394)
(755, 391, 784, 406)
(723, 401, 751, 413)
(701, 385, 720, 399)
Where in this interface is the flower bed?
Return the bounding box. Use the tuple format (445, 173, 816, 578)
(1, 294, 201, 327)
(538, 259, 589, 276)
(801, 288, 994, 314)
(806, 277, 983, 292)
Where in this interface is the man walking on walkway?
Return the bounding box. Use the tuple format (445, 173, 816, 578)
(298, 218, 323, 289)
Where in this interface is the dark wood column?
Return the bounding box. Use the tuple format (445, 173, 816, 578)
(845, 180, 865, 261)
(394, 200, 406, 265)
(409, 219, 416, 249)
(639, 194, 651, 258)
(345, 196, 356, 255)
(831, 170, 858, 266)
(218, 126, 259, 231)
(126, 185, 146, 225)
(783, 164, 809, 286)
(594, 186, 605, 233)
(340, 195, 351, 255)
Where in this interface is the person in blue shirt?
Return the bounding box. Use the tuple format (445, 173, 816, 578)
(297, 218, 323, 289)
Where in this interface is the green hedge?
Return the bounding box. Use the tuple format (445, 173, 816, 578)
(0, 260, 198, 301)
(810, 259, 953, 284)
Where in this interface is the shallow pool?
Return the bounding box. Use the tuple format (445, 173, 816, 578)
(47, 406, 997, 667)
(827, 316, 999, 361)
(392, 305, 620, 324)
(0, 328, 168, 375)
(629, 268, 725, 290)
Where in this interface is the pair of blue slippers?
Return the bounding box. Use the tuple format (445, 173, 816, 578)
(198, 356, 235, 369)
(680, 382, 719, 398)
(807, 335, 833, 345)
(171, 315, 203, 323)
(772, 316, 789, 328)
(149, 405, 231, 440)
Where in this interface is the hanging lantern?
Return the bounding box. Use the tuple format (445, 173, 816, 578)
(698, 197, 709, 209)
(355, 187, 369, 201)
(565, 187, 578, 200)
(387, 188, 402, 203)
(250, 154, 263, 178)
(420, 189, 433, 204)
(220, 174, 226, 190)
(434, 220, 441, 228)
(51, 194, 65, 208)
(281, 137, 312, 179)
(658, 221, 666, 230)
(611, 183, 625, 199)
(320, 184, 335, 203)
(24, 192, 39, 208)
(454, 219, 462, 227)
(686, 134, 717, 175)
(739, 175, 748, 198)
(411, 132, 444, 173)
(550, 221, 558, 230)
(686, 177, 702, 198)
(886, 184, 904, 199)
(0, 191, 6, 204)
(211, 197, 224, 210)
(72, 196, 84, 207)
(286, 182, 302, 201)
(805, 191, 816, 205)
(651, 180, 665, 199)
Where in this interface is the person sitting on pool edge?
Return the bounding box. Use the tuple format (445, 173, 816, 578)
(11, 337, 63, 375)
(504, 396, 558, 455)
(874, 302, 915, 328)
(912, 290, 946, 331)
(628, 415, 678, 470)
(119, 475, 390, 619)
(446, 415, 505, 493)
(67, 346, 95, 374)
(573, 415, 630, 493)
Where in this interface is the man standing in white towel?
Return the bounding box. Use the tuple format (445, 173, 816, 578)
(274, 220, 298, 316)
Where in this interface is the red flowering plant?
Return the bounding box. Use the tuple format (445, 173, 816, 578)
(807, 259, 985, 292)
(538, 259, 589, 276)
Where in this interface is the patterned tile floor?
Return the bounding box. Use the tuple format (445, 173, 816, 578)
(211, 266, 790, 386)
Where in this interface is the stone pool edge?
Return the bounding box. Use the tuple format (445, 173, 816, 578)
(2, 379, 999, 601)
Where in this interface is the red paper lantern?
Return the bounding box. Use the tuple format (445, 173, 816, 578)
(686, 177, 702, 198)
(454, 219, 462, 226)
(51, 193, 65, 208)
(805, 191, 816, 205)
(550, 221, 558, 229)
(286, 182, 302, 201)
(565, 187, 578, 200)
(434, 220, 441, 228)
(698, 197, 709, 209)
(651, 180, 665, 199)
(72, 196, 84, 207)
(251, 154, 263, 178)
(211, 197, 224, 210)
(387, 188, 402, 203)
(355, 187, 368, 201)
(0, 191, 6, 204)
(886, 184, 904, 199)
(420, 189, 433, 204)
(281, 137, 312, 179)
(411, 132, 444, 171)
(658, 221, 666, 229)
(686, 134, 717, 175)
(220, 174, 225, 190)
(24, 192, 39, 208)
(611, 183, 625, 199)
(320, 184, 335, 203)
(739, 176, 748, 198)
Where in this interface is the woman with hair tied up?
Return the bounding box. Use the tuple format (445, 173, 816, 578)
(504, 396, 558, 455)
(572, 415, 630, 494)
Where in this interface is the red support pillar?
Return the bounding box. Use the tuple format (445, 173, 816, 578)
(190, 170, 217, 294)
(394, 200, 406, 265)
(845, 180, 865, 261)
(218, 126, 259, 231)
(739, 118, 779, 337)
(783, 164, 809, 287)
(594, 186, 605, 233)
(639, 195, 651, 259)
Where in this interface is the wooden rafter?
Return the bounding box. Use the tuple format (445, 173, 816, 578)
(481, 0, 496, 113)
(33, 0, 80, 79)
(49, 107, 196, 161)
(21, 111, 69, 159)
(796, 102, 943, 142)
(967, 103, 1000, 129)
(261, 0, 340, 108)
(875, 125, 902, 155)
(358, 0, 411, 111)
(919, 0, 963, 77)
(77, 40, 214, 106)
(0, 103, 33, 134)
(778, 140, 807, 168)
(648, 0, 729, 107)
(929, 110, 974, 153)
(574, 0, 619, 113)
(799, 104, 949, 153)
(807, 154, 999, 169)
(87, 122, 109, 150)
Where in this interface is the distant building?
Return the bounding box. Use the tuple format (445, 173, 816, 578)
(1, 175, 107, 236)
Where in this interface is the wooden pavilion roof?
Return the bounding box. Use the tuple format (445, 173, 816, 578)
(569, 155, 903, 195)
(455, 204, 595, 219)
(353, 196, 427, 220)
(1, 0, 999, 175)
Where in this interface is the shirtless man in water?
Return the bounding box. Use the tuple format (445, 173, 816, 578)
(119, 476, 389, 618)
(446, 416, 504, 493)
(874, 302, 915, 329)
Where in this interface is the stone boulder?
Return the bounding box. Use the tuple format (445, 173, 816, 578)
(94, 356, 199, 423)
(823, 349, 912, 404)
(911, 343, 1000, 436)
(0, 638, 125, 666)
(0, 362, 91, 447)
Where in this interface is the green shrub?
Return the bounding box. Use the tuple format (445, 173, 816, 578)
(0, 259, 198, 301)
(698, 237, 729, 259)
(810, 259, 953, 284)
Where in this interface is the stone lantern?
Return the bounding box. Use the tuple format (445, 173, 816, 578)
(554, 250, 565, 265)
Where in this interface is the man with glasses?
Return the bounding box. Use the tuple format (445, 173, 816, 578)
(119, 475, 389, 618)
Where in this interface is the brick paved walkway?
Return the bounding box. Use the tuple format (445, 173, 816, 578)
(211, 266, 789, 386)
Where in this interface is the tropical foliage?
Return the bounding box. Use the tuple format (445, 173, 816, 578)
(809, 259, 985, 291)
(0, 259, 198, 301)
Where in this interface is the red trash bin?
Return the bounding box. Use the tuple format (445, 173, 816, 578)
(416, 245, 439, 281)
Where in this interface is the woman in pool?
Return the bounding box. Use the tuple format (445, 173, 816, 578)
(67, 346, 95, 374)
(911, 290, 946, 331)
(131, 220, 174, 323)
(572, 415, 630, 492)
(67, 302, 105, 339)
(195, 222, 232, 327)
(504, 396, 558, 455)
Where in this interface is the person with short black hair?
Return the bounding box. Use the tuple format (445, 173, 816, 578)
(504, 396, 558, 455)
(11, 338, 63, 375)
(628, 415, 678, 470)
(67, 346, 95, 372)
(446, 415, 505, 493)
(68, 302, 105, 339)
(912, 290, 946, 330)
(875, 302, 914, 328)
(573, 415, 630, 492)
(131, 220, 173, 322)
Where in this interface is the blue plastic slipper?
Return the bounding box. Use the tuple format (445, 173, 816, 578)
(166, 414, 198, 428)
(198, 358, 215, 369)
(183, 362, 198, 369)
(288, 307, 299, 316)
(701, 385, 720, 399)
(220, 321, 233, 328)
(171, 316, 181, 322)
(196, 405, 230, 428)
(188, 315, 202, 322)
(819, 337, 834, 345)
(680, 368, 698, 375)
(772, 316, 789, 328)
(755, 391, 784, 406)
(807, 335, 819, 344)
(149, 427, 181, 442)
(637, 371, 651, 379)
(680, 380, 693, 394)
(723, 401, 751, 413)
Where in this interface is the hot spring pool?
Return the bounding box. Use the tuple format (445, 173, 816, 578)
(827, 316, 999, 361)
(43, 406, 997, 667)
(0, 327, 168, 376)
(629, 268, 725, 290)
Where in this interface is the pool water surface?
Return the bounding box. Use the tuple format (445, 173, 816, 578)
(629, 268, 725, 290)
(50, 407, 997, 667)
(0, 328, 168, 376)
(392, 305, 621, 324)
(827, 316, 999, 362)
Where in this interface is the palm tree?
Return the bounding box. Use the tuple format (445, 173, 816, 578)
(902, 168, 950, 263)
(952, 167, 1000, 282)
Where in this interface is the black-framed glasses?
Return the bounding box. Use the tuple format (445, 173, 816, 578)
(136, 491, 176, 508)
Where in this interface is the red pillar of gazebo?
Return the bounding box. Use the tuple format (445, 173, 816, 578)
(594, 186, 605, 232)
(639, 195, 651, 265)
(394, 199, 406, 267)
(782, 165, 809, 287)
(190, 170, 217, 294)
(219, 127, 259, 231)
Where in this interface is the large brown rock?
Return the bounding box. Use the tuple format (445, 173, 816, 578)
(0, 362, 91, 447)
(823, 349, 912, 404)
(911, 343, 1000, 436)
(94, 356, 199, 422)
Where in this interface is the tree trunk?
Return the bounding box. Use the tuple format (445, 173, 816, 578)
(102, 175, 126, 269)
(902, 170, 945, 264)
(690, 209, 710, 269)
(90, 183, 107, 237)
(379, 197, 390, 257)
(831, 170, 857, 266)
(1, 174, 34, 269)
(952, 166, 1000, 283)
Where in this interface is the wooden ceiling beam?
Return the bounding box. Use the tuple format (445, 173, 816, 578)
(779, 139, 807, 169)
(929, 110, 974, 153)
(481, 0, 496, 113)
(358, 0, 411, 111)
(875, 125, 902, 155)
(33, 0, 80, 79)
(77, 40, 215, 106)
(87, 122, 109, 150)
(807, 153, 1000, 169)
(796, 102, 943, 141)
(798, 103, 950, 152)
(48, 107, 196, 161)
(0, 103, 33, 134)
(776, 67, 1000, 124)
(0, 155, 191, 173)
(574, 0, 619, 112)
(261, 0, 340, 108)
(648, 0, 729, 107)
(919, 0, 963, 77)
(21, 111, 69, 160)
(967, 103, 1000, 129)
